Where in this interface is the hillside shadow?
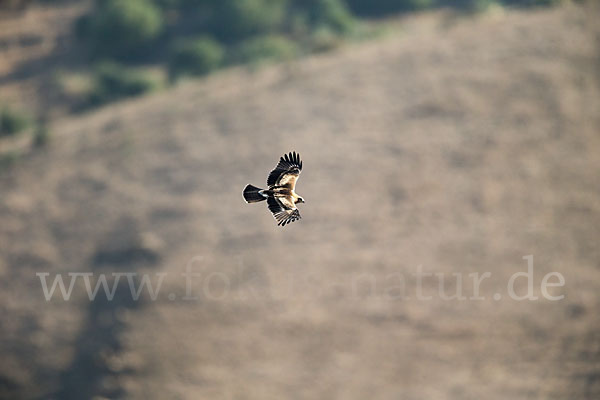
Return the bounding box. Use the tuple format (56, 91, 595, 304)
(46, 218, 161, 400)
(50, 279, 141, 400)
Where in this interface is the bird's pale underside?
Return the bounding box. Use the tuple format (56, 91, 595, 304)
(243, 151, 305, 226)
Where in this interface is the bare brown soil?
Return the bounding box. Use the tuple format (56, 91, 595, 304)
(1, 3, 599, 399)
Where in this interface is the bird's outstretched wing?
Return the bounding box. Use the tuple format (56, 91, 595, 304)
(267, 197, 301, 226)
(267, 151, 302, 189)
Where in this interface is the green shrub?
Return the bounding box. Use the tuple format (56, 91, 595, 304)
(0, 151, 20, 170)
(168, 36, 224, 80)
(500, 0, 561, 5)
(211, 0, 288, 42)
(441, 0, 559, 9)
(33, 124, 51, 148)
(444, 0, 498, 11)
(233, 35, 297, 65)
(0, 106, 30, 137)
(310, 26, 343, 52)
(88, 62, 158, 107)
(345, 0, 435, 17)
(304, 0, 356, 34)
(153, 0, 210, 10)
(84, 0, 164, 59)
(74, 14, 92, 38)
(152, 0, 181, 9)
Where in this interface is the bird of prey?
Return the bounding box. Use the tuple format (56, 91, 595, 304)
(243, 151, 305, 226)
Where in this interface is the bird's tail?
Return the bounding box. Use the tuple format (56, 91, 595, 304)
(243, 184, 267, 203)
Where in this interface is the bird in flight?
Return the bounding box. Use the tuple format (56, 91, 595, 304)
(243, 151, 305, 226)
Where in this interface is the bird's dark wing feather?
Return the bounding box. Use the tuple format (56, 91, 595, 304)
(267, 151, 302, 189)
(267, 196, 301, 226)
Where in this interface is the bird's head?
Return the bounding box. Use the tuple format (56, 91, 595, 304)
(297, 197, 305, 204)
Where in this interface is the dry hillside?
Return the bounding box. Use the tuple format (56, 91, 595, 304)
(0, 1, 88, 118)
(1, 3, 600, 399)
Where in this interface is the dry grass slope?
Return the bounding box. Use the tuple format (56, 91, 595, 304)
(1, 3, 599, 399)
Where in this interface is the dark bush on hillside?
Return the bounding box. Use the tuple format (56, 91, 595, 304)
(168, 37, 224, 80)
(0, 106, 29, 137)
(500, 0, 562, 5)
(82, 0, 163, 60)
(210, 0, 288, 42)
(0, 151, 19, 170)
(302, 0, 356, 34)
(152, 0, 211, 10)
(442, 0, 496, 12)
(233, 35, 297, 65)
(310, 26, 344, 52)
(345, 0, 435, 17)
(88, 62, 157, 106)
(33, 124, 51, 148)
(437, 0, 561, 11)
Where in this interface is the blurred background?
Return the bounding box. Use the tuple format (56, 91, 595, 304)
(1, 0, 599, 399)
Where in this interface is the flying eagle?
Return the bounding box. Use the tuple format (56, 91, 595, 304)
(243, 151, 305, 226)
